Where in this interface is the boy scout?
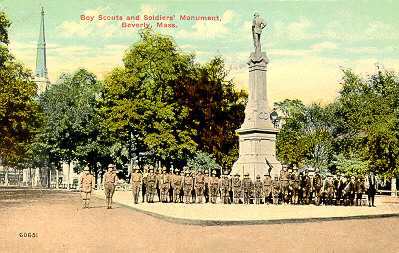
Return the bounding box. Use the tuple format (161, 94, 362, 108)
(313, 168, 323, 205)
(209, 170, 220, 204)
(220, 172, 231, 204)
(159, 167, 171, 203)
(290, 165, 300, 204)
(103, 164, 118, 209)
(183, 170, 194, 204)
(254, 175, 263, 205)
(272, 175, 281, 204)
(242, 173, 253, 204)
(195, 168, 205, 203)
(172, 168, 183, 203)
(263, 174, 272, 204)
(146, 166, 157, 203)
(79, 166, 95, 209)
(280, 165, 290, 203)
(232, 173, 242, 204)
(131, 166, 143, 204)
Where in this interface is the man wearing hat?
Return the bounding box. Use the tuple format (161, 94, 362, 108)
(242, 173, 253, 204)
(220, 172, 231, 204)
(271, 175, 281, 204)
(365, 171, 378, 207)
(254, 175, 263, 205)
(183, 170, 194, 204)
(263, 173, 272, 204)
(103, 164, 118, 209)
(146, 166, 157, 203)
(355, 175, 366, 206)
(301, 169, 312, 204)
(204, 169, 210, 203)
(322, 173, 335, 205)
(312, 168, 323, 205)
(195, 168, 205, 203)
(172, 168, 182, 203)
(290, 164, 300, 204)
(209, 170, 220, 204)
(159, 166, 171, 203)
(79, 166, 95, 209)
(232, 173, 242, 204)
(280, 165, 290, 204)
(343, 175, 356, 206)
(131, 165, 143, 204)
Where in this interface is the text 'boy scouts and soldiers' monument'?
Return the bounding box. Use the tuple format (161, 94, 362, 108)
(78, 13, 379, 208)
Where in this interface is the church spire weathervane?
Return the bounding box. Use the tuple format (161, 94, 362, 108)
(35, 7, 49, 95)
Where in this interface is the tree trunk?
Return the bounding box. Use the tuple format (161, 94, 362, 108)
(4, 166, 9, 186)
(56, 169, 59, 190)
(67, 162, 71, 190)
(391, 177, 397, 197)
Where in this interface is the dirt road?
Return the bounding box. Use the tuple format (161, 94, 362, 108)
(1, 187, 398, 252)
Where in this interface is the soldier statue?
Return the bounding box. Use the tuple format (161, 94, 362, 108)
(79, 166, 95, 209)
(252, 12, 267, 53)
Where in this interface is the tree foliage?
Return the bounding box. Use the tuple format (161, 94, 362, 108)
(0, 12, 42, 166)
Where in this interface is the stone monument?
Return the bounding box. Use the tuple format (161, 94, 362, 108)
(231, 12, 282, 179)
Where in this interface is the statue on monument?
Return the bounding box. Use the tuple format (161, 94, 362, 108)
(252, 12, 267, 53)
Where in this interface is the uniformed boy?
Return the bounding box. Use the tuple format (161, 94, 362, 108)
(79, 166, 95, 209)
(103, 164, 118, 209)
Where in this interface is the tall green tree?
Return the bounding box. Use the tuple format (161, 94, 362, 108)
(0, 12, 42, 167)
(173, 57, 247, 169)
(36, 69, 108, 180)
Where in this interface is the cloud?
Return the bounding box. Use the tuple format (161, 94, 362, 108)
(175, 10, 236, 39)
(311, 42, 339, 52)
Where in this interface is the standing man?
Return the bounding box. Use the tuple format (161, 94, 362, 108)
(159, 167, 171, 203)
(254, 175, 263, 205)
(263, 173, 272, 204)
(79, 166, 95, 209)
(172, 168, 183, 203)
(195, 168, 205, 203)
(242, 173, 253, 204)
(252, 12, 267, 53)
(146, 166, 157, 203)
(301, 169, 312, 204)
(271, 175, 281, 204)
(103, 164, 118, 209)
(291, 165, 300, 204)
(209, 170, 220, 204)
(355, 175, 366, 206)
(220, 172, 231, 204)
(365, 171, 378, 207)
(232, 173, 242, 204)
(312, 168, 323, 205)
(322, 173, 335, 205)
(131, 165, 143, 204)
(204, 169, 210, 203)
(280, 165, 290, 204)
(183, 171, 194, 204)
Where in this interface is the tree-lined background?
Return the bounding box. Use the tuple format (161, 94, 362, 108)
(1, 11, 399, 184)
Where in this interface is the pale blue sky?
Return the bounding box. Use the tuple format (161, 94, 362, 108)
(2, 0, 399, 104)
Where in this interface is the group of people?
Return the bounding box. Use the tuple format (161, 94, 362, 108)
(129, 164, 379, 207)
(78, 163, 379, 209)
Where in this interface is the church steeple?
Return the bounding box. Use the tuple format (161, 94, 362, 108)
(35, 7, 49, 95)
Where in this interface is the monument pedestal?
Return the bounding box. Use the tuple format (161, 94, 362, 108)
(231, 52, 282, 179)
